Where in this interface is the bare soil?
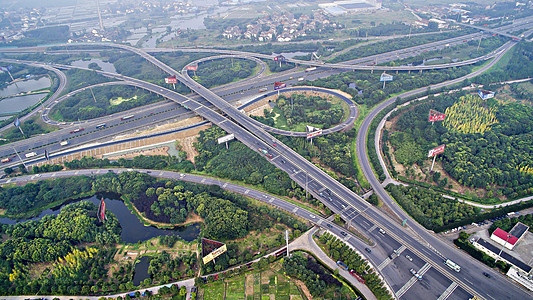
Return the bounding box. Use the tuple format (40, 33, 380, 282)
(181, 135, 200, 163)
(108, 146, 170, 160)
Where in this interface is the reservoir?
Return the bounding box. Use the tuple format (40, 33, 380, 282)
(0, 194, 200, 244)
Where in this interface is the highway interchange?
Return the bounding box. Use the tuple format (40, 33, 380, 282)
(1, 18, 533, 300)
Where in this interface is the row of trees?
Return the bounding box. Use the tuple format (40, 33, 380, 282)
(299, 66, 472, 108)
(328, 30, 471, 63)
(318, 233, 393, 300)
(386, 184, 480, 229)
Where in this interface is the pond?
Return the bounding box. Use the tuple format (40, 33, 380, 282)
(0, 77, 50, 98)
(71, 58, 117, 73)
(0, 194, 201, 244)
(0, 93, 47, 114)
(132, 256, 153, 286)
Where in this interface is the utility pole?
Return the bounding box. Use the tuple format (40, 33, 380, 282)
(13, 148, 27, 171)
(90, 87, 97, 103)
(285, 230, 290, 257)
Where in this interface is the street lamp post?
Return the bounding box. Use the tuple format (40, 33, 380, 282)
(496, 234, 512, 262)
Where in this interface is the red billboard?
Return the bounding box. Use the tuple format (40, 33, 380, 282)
(306, 129, 323, 139)
(165, 76, 177, 84)
(428, 109, 445, 122)
(428, 144, 445, 157)
(186, 65, 198, 71)
(274, 81, 286, 90)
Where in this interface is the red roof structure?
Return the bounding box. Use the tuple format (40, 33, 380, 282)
(492, 228, 518, 245)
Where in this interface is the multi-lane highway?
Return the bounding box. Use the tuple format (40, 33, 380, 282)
(99, 37, 532, 300)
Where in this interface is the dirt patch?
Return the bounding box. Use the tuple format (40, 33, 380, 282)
(108, 146, 170, 160)
(245, 274, 254, 297)
(114, 116, 205, 140)
(292, 278, 313, 300)
(0, 209, 6, 215)
(181, 135, 200, 163)
(379, 202, 403, 225)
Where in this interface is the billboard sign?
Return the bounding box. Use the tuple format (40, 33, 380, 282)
(217, 134, 235, 144)
(380, 73, 393, 82)
(165, 76, 177, 84)
(274, 81, 286, 90)
(307, 130, 323, 139)
(186, 65, 198, 71)
(273, 55, 286, 62)
(202, 244, 227, 264)
(428, 109, 445, 122)
(428, 144, 445, 157)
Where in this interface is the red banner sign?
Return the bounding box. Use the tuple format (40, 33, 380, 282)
(429, 114, 445, 122)
(186, 65, 198, 71)
(428, 144, 445, 157)
(428, 109, 445, 122)
(165, 76, 177, 84)
(306, 129, 323, 139)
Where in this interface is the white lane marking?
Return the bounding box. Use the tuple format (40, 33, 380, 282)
(396, 276, 419, 299)
(436, 282, 458, 300)
(378, 258, 391, 271)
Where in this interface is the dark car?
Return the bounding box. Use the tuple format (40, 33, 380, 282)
(341, 231, 347, 236)
(326, 223, 332, 228)
(365, 248, 372, 253)
(483, 272, 492, 278)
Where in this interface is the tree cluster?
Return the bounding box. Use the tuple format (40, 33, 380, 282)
(0, 201, 122, 295)
(148, 251, 197, 284)
(282, 253, 341, 297)
(193, 58, 256, 88)
(0, 176, 94, 216)
(51, 85, 163, 122)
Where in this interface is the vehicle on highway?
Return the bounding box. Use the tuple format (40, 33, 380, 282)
(341, 231, 347, 236)
(305, 67, 317, 72)
(121, 114, 134, 121)
(1, 158, 12, 163)
(298, 77, 304, 81)
(406, 255, 413, 261)
(379, 228, 386, 234)
(483, 272, 491, 278)
(96, 123, 106, 129)
(365, 247, 372, 253)
(336, 260, 348, 271)
(59, 141, 69, 146)
(349, 270, 366, 283)
(69, 128, 84, 134)
(25, 152, 37, 158)
(444, 259, 461, 272)
(326, 223, 332, 228)
(258, 87, 267, 92)
(410, 268, 423, 280)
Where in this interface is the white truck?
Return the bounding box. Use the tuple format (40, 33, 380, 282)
(25, 152, 37, 158)
(60, 141, 69, 146)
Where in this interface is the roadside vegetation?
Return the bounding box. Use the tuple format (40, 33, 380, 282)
(317, 232, 393, 300)
(50, 85, 164, 122)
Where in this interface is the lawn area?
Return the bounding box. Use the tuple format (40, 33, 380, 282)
(202, 281, 225, 300)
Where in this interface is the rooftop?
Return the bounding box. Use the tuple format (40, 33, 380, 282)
(492, 228, 519, 245)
